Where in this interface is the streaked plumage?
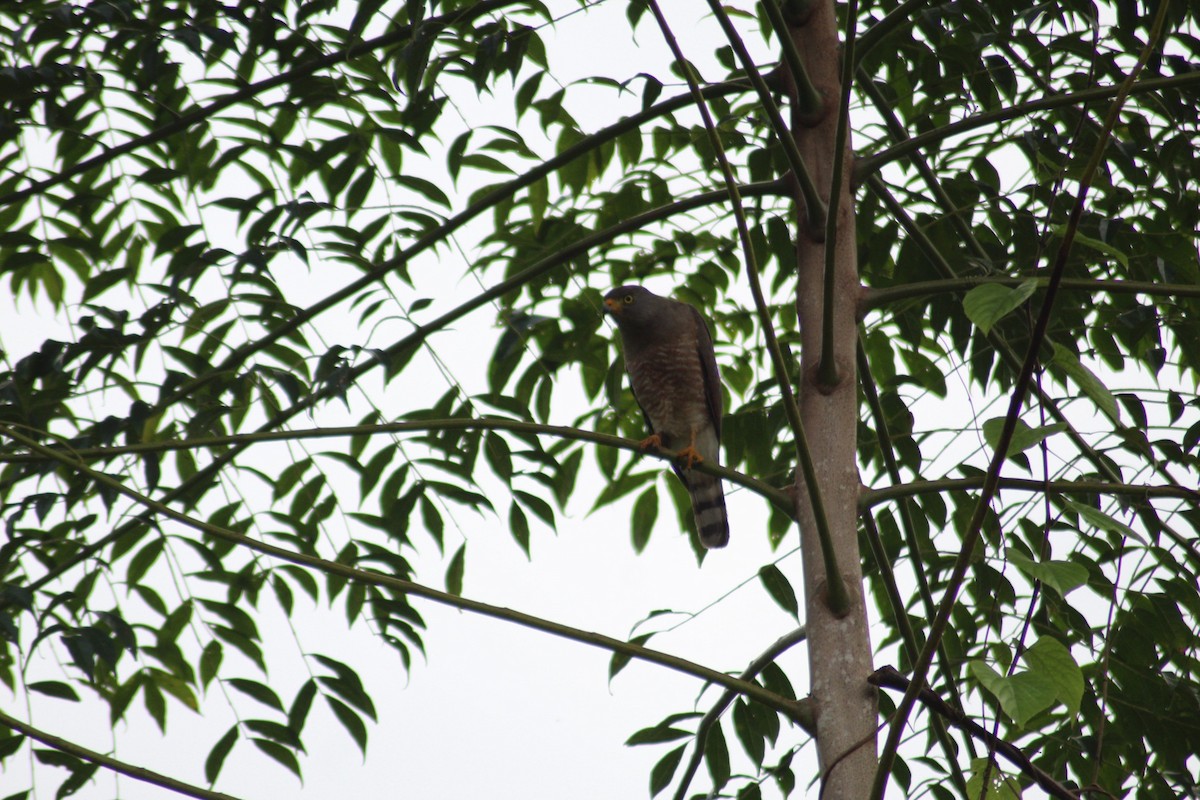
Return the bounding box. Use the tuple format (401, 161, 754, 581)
(602, 285, 729, 548)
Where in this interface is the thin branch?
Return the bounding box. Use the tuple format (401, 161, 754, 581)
(870, 6, 1172, 795)
(0, 418, 795, 513)
(760, 0, 822, 117)
(0, 706, 241, 800)
(817, 0, 859, 387)
(672, 626, 811, 800)
(862, 476, 1200, 507)
(0, 0, 521, 210)
(869, 666, 1081, 800)
(863, 275, 1200, 310)
(0, 424, 807, 722)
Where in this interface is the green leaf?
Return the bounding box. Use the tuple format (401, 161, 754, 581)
(609, 634, 652, 681)
(205, 725, 238, 784)
(199, 641, 223, 690)
(704, 719, 731, 790)
(1052, 224, 1129, 268)
(631, 486, 657, 553)
(251, 737, 301, 779)
(649, 745, 686, 797)
(980, 417, 1065, 457)
(26, 682, 79, 702)
(1048, 342, 1120, 423)
(327, 696, 368, 756)
(969, 660, 1056, 728)
(758, 565, 799, 619)
(962, 280, 1038, 334)
(228, 678, 284, 712)
(1006, 550, 1088, 596)
(445, 543, 466, 596)
(1023, 637, 1084, 716)
(1063, 499, 1145, 544)
(964, 757, 1022, 799)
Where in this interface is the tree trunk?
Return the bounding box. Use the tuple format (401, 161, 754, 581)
(786, 2, 879, 797)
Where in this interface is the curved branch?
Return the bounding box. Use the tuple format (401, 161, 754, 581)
(0, 706, 240, 800)
(0, 424, 807, 722)
(861, 476, 1200, 508)
(863, 275, 1200, 310)
(0, 418, 795, 514)
(672, 626, 811, 800)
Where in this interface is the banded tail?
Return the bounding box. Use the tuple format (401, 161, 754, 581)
(687, 471, 729, 548)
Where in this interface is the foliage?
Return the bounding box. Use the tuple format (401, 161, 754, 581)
(1, 0, 1198, 798)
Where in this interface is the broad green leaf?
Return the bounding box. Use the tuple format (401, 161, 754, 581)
(1023, 638, 1084, 716)
(704, 719, 731, 790)
(1006, 550, 1088, 596)
(962, 280, 1038, 334)
(228, 678, 284, 712)
(969, 660, 1056, 728)
(250, 738, 301, 779)
(1052, 224, 1129, 268)
(327, 697, 368, 756)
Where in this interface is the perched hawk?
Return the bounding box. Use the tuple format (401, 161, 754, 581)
(603, 285, 729, 548)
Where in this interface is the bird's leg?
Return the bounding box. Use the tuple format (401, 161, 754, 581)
(638, 433, 664, 451)
(676, 428, 704, 470)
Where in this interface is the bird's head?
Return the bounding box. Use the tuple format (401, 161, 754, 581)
(602, 285, 662, 330)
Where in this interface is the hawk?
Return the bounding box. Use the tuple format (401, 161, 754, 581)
(603, 285, 729, 548)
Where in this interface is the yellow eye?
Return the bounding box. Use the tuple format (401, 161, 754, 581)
(623, 295, 634, 304)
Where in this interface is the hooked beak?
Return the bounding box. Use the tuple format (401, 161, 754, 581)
(603, 298, 621, 315)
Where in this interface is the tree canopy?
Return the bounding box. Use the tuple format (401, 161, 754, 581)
(1, 0, 1199, 798)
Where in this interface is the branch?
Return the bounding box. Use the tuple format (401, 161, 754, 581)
(0, 425, 807, 723)
(673, 626, 811, 800)
(0, 418, 795, 514)
(0, 0, 522, 210)
(862, 476, 1200, 508)
(870, 5, 1172, 795)
(0, 706, 241, 800)
(817, 0, 859, 388)
(869, 666, 1080, 800)
(863, 275, 1200, 310)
